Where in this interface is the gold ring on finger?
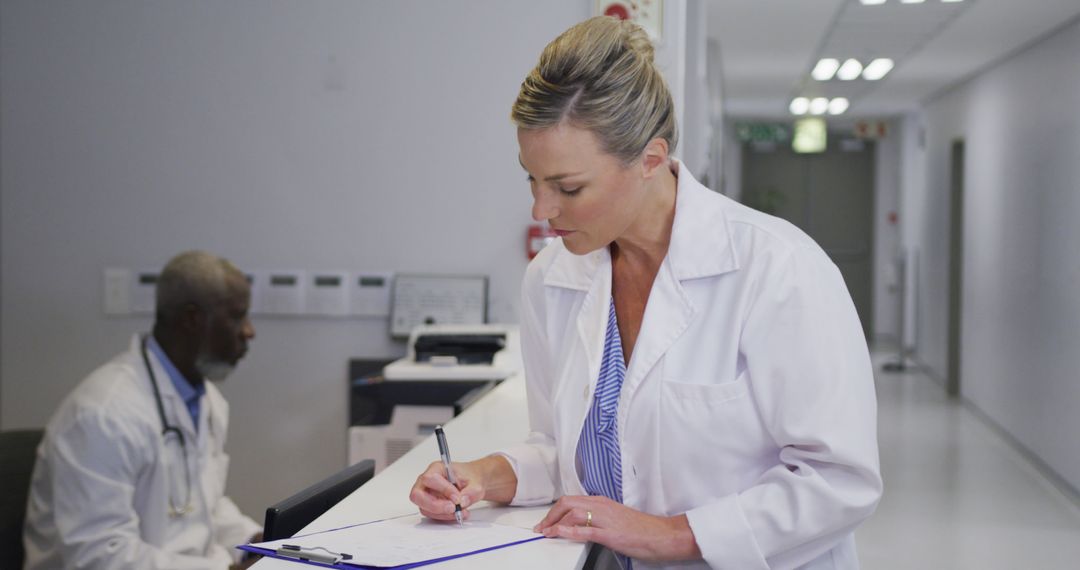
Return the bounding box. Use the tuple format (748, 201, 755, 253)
(585, 510, 592, 528)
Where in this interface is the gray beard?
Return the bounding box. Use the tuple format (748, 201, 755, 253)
(194, 354, 234, 382)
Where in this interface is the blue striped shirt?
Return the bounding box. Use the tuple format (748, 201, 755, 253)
(577, 297, 632, 568)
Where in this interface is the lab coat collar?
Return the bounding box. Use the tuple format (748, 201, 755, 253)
(541, 243, 605, 292)
(541, 160, 738, 291)
(130, 334, 204, 442)
(666, 159, 740, 280)
(146, 335, 206, 418)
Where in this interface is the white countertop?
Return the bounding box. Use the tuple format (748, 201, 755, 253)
(250, 374, 589, 569)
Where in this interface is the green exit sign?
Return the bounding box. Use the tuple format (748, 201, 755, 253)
(736, 123, 791, 143)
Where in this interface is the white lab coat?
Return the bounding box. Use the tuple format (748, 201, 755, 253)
(500, 162, 882, 569)
(23, 335, 261, 570)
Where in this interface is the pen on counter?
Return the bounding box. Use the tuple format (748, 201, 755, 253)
(276, 544, 352, 564)
(434, 425, 464, 527)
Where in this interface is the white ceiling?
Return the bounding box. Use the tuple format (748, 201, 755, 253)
(708, 0, 1080, 119)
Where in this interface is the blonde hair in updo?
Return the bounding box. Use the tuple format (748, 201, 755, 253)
(511, 16, 678, 164)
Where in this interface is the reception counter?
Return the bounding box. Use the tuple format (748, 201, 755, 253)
(250, 373, 589, 569)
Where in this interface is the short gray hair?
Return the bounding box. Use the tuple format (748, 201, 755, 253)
(155, 250, 243, 324)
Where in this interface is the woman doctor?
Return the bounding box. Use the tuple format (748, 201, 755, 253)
(409, 16, 882, 569)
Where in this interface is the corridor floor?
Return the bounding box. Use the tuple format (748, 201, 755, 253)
(856, 351, 1080, 568)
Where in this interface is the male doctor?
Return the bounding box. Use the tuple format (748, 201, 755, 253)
(24, 251, 262, 570)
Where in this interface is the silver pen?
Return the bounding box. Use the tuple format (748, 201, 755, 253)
(277, 544, 351, 564)
(434, 425, 464, 527)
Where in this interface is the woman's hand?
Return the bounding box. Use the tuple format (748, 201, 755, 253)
(534, 495, 702, 562)
(409, 455, 518, 522)
(409, 460, 482, 522)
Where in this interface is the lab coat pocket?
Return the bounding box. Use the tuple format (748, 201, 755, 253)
(659, 371, 752, 447)
(658, 371, 763, 508)
(662, 373, 749, 404)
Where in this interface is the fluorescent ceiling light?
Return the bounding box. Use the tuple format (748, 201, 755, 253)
(812, 58, 840, 81)
(859, 0, 887, 5)
(828, 98, 850, 115)
(790, 97, 810, 115)
(862, 58, 895, 80)
(809, 97, 829, 115)
(836, 59, 863, 81)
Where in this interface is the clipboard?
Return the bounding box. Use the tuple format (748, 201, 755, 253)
(238, 513, 546, 569)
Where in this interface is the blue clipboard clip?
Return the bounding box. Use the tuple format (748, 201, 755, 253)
(276, 544, 354, 565)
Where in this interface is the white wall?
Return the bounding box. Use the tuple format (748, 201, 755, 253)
(872, 121, 902, 342)
(681, 0, 710, 176)
(905, 17, 1080, 491)
(653, 0, 690, 166)
(1, 0, 711, 521)
(704, 39, 725, 191)
(899, 112, 928, 352)
(0, 0, 591, 517)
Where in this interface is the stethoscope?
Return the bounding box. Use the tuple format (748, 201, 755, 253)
(140, 336, 195, 517)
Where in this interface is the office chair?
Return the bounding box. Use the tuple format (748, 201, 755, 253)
(0, 429, 45, 570)
(263, 459, 375, 541)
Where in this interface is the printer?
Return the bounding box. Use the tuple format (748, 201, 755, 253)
(348, 324, 521, 472)
(384, 324, 521, 381)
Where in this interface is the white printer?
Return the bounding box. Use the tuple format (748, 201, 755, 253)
(384, 324, 521, 381)
(348, 324, 521, 472)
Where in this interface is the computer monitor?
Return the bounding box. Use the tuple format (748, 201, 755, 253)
(389, 274, 488, 338)
(263, 459, 375, 541)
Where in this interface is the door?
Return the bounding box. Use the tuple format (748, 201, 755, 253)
(741, 137, 876, 338)
(946, 139, 965, 397)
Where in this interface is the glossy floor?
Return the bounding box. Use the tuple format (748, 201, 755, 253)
(856, 352, 1080, 569)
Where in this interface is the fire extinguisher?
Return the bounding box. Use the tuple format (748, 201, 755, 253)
(526, 224, 558, 260)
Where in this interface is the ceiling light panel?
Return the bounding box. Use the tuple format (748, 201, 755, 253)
(828, 98, 850, 115)
(836, 59, 864, 80)
(862, 58, 895, 80)
(790, 97, 810, 115)
(809, 97, 830, 115)
(812, 58, 840, 81)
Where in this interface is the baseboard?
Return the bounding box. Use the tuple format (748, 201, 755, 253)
(907, 355, 1080, 510)
(961, 398, 1080, 511)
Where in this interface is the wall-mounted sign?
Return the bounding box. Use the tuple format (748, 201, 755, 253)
(736, 123, 791, 144)
(595, 0, 663, 40)
(854, 121, 888, 139)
